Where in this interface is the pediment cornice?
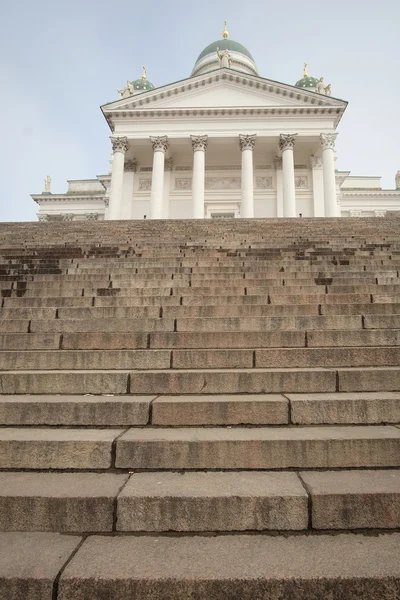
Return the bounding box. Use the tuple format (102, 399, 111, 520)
(101, 69, 347, 130)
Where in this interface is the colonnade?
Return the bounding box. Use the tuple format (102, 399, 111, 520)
(108, 133, 339, 220)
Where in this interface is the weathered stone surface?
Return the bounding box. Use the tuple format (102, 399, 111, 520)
(0, 532, 80, 600)
(117, 472, 308, 531)
(62, 332, 148, 350)
(289, 392, 400, 424)
(176, 316, 361, 332)
(0, 333, 60, 350)
(116, 425, 400, 469)
(0, 371, 129, 394)
(0, 320, 29, 333)
(256, 347, 400, 368)
(0, 472, 128, 532)
(0, 428, 122, 469)
(308, 329, 400, 347)
(0, 307, 56, 320)
(338, 368, 400, 391)
(58, 533, 400, 600)
(364, 315, 400, 329)
(130, 368, 336, 394)
(30, 317, 174, 333)
(0, 349, 170, 370)
(172, 349, 253, 369)
(150, 331, 305, 349)
(300, 470, 400, 529)
(0, 395, 152, 425)
(152, 394, 288, 425)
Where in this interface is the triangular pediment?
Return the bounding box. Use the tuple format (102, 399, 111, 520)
(102, 69, 347, 115)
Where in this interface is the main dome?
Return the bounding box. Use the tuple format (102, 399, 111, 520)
(191, 27, 258, 77)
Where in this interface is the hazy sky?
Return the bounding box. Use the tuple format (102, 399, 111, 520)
(0, 0, 398, 221)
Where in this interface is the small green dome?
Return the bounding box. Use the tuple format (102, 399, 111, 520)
(131, 78, 155, 92)
(196, 39, 255, 63)
(295, 76, 320, 90)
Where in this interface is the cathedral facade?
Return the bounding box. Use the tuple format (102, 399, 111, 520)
(32, 24, 400, 221)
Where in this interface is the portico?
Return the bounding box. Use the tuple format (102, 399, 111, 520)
(106, 126, 340, 220)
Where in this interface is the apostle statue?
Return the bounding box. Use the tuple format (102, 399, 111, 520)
(118, 80, 134, 98)
(216, 47, 232, 69)
(316, 77, 332, 96)
(44, 175, 51, 193)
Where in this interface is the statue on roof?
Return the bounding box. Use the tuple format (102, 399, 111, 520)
(44, 175, 51, 193)
(118, 80, 134, 99)
(216, 47, 232, 69)
(316, 77, 332, 96)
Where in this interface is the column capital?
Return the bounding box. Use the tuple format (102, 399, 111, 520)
(239, 134, 257, 152)
(124, 159, 138, 172)
(111, 136, 129, 154)
(191, 135, 208, 152)
(310, 155, 323, 169)
(150, 136, 168, 153)
(274, 157, 283, 170)
(279, 134, 297, 152)
(320, 133, 338, 151)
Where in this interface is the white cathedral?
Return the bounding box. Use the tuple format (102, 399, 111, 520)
(32, 23, 400, 221)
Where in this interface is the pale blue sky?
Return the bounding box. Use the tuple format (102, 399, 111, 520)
(0, 0, 398, 221)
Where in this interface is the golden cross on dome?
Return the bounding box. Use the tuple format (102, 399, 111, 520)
(222, 20, 229, 39)
(142, 65, 147, 81)
(303, 62, 308, 78)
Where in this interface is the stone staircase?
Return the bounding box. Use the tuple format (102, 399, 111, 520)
(0, 217, 399, 599)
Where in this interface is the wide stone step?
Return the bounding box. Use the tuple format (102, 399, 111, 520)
(0, 428, 123, 469)
(0, 395, 152, 425)
(2, 531, 399, 599)
(151, 392, 400, 426)
(115, 425, 400, 469)
(175, 315, 363, 332)
(5, 346, 399, 371)
(57, 533, 400, 599)
(65, 330, 306, 350)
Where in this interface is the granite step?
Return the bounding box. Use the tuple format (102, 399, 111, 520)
(151, 392, 400, 426)
(0, 471, 308, 533)
(0, 472, 129, 532)
(299, 469, 400, 529)
(2, 531, 400, 599)
(0, 428, 123, 469)
(115, 425, 400, 470)
(0, 395, 153, 426)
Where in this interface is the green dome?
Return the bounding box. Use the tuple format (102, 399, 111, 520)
(295, 76, 320, 89)
(131, 78, 155, 92)
(196, 39, 255, 63)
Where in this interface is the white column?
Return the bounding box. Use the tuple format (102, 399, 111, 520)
(108, 137, 129, 220)
(163, 159, 173, 219)
(191, 135, 208, 219)
(279, 134, 297, 217)
(320, 133, 338, 217)
(239, 134, 256, 218)
(274, 157, 283, 217)
(335, 172, 347, 218)
(121, 160, 137, 219)
(310, 156, 324, 217)
(150, 136, 168, 219)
